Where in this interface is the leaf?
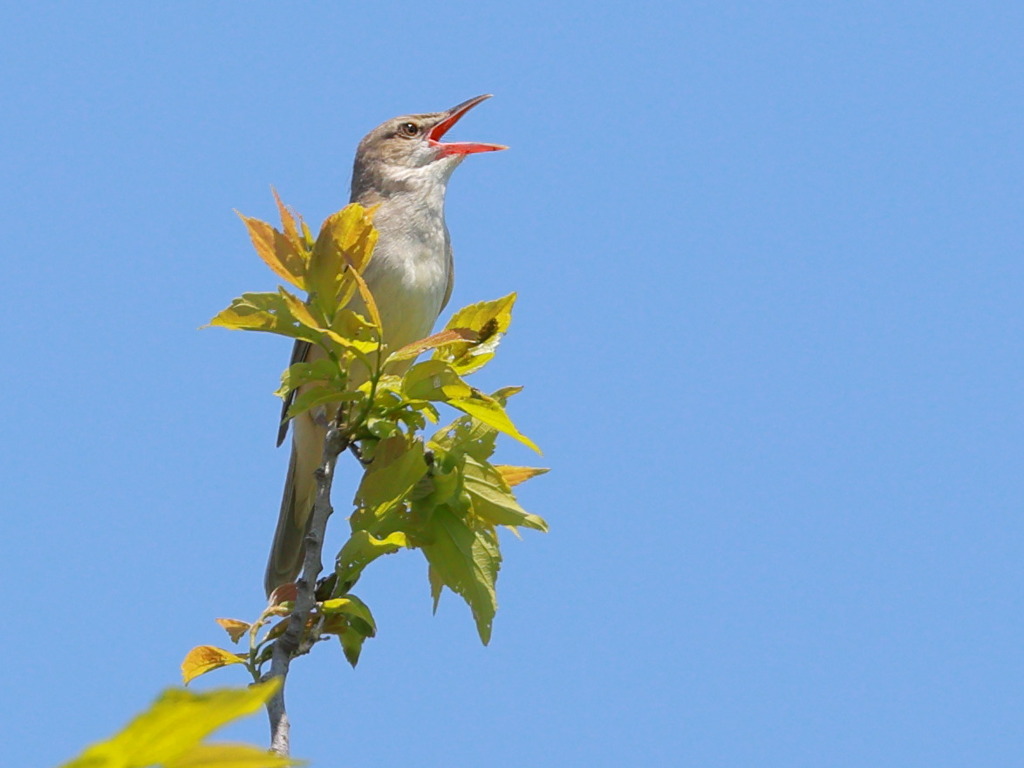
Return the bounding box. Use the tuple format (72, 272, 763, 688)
(386, 328, 479, 367)
(307, 204, 378, 320)
(434, 293, 516, 374)
(268, 583, 298, 606)
(60, 680, 281, 768)
(338, 623, 371, 668)
(463, 456, 549, 532)
(277, 287, 322, 331)
(181, 646, 246, 684)
(207, 292, 319, 343)
(494, 465, 550, 487)
(166, 743, 301, 768)
(320, 594, 377, 634)
(274, 358, 344, 399)
(352, 436, 428, 530)
(329, 309, 380, 355)
(285, 385, 362, 420)
(490, 385, 524, 404)
(272, 187, 301, 251)
(215, 619, 250, 644)
(428, 565, 444, 613)
(236, 213, 305, 291)
(430, 414, 499, 465)
(420, 506, 501, 645)
(335, 530, 410, 590)
(402, 360, 473, 402)
(448, 390, 540, 453)
(346, 256, 382, 333)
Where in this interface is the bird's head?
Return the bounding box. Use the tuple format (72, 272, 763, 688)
(351, 94, 506, 199)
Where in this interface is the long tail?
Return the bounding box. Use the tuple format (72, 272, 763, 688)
(265, 415, 323, 596)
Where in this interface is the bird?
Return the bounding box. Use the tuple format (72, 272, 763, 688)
(265, 95, 507, 597)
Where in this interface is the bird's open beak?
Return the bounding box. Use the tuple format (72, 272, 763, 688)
(428, 94, 508, 156)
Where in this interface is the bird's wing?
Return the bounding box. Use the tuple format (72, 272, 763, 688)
(441, 235, 455, 312)
(276, 339, 312, 446)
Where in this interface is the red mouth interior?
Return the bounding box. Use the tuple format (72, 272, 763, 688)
(428, 95, 507, 156)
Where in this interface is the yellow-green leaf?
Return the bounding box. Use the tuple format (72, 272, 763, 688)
(346, 255, 382, 332)
(421, 506, 501, 645)
(166, 743, 301, 768)
(352, 436, 428, 529)
(428, 564, 444, 613)
(320, 594, 376, 634)
(207, 292, 318, 343)
(60, 681, 281, 768)
(463, 456, 549, 532)
(214, 619, 250, 645)
(403, 360, 473, 402)
(335, 530, 410, 589)
(285, 385, 363, 420)
(338, 622, 371, 668)
(307, 204, 378, 319)
(430, 414, 499, 465)
(277, 287, 321, 331)
(329, 309, 380, 355)
(434, 293, 516, 374)
(274, 358, 344, 399)
(448, 390, 540, 453)
(181, 646, 246, 685)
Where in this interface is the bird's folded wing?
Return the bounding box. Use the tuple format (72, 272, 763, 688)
(276, 339, 312, 446)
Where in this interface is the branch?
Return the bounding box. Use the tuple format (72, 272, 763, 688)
(264, 420, 348, 755)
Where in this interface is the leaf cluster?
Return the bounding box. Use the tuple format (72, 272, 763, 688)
(188, 193, 547, 682)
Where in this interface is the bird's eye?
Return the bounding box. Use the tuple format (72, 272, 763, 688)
(399, 122, 420, 137)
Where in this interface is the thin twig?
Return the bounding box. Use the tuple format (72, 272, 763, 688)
(264, 421, 348, 755)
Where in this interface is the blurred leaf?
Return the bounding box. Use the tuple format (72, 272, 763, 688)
(463, 457, 548, 532)
(60, 681, 281, 768)
(494, 465, 549, 487)
(366, 417, 400, 439)
(181, 646, 246, 685)
(420, 506, 501, 645)
(166, 743, 300, 768)
(434, 293, 516, 374)
(214, 619, 250, 645)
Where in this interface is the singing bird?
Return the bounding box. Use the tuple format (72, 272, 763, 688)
(265, 95, 507, 596)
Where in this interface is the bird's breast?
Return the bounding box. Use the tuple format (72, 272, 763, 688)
(358, 210, 450, 352)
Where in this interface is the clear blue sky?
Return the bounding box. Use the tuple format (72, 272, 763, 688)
(2, 2, 1022, 766)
